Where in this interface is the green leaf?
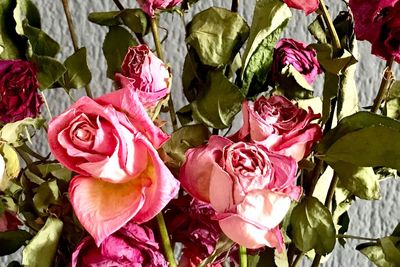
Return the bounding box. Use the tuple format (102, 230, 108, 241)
(61, 47, 92, 90)
(103, 26, 137, 79)
(0, 230, 32, 256)
(13, 0, 40, 35)
(7, 261, 21, 267)
(0, 0, 25, 59)
(191, 71, 244, 129)
(88, 11, 121, 26)
(0, 117, 45, 146)
(89, 9, 148, 35)
(310, 43, 357, 75)
(290, 196, 336, 255)
(385, 81, 400, 120)
(0, 144, 20, 191)
(163, 124, 210, 163)
(31, 54, 66, 89)
(358, 243, 396, 267)
(22, 217, 63, 267)
(241, 0, 291, 96)
(176, 105, 193, 126)
(380, 236, 400, 265)
(22, 21, 59, 57)
(308, 16, 327, 43)
(186, 7, 249, 67)
(33, 180, 61, 214)
(320, 113, 400, 170)
(332, 161, 380, 200)
(274, 64, 314, 99)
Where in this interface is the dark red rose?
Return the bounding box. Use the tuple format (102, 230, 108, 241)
(0, 60, 43, 123)
(349, 0, 400, 62)
(272, 38, 322, 85)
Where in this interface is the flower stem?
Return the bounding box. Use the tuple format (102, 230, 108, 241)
(239, 246, 247, 267)
(40, 91, 52, 120)
(291, 253, 304, 267)
(371, 58, 394, 113)
(337, 234, 379, 242)
(324, 172, 338, 208)
(156, 213, 177, 267)
(318, 0, 341, 52)
(150, 17, 178, 131)
(60, 0, 93, 98)
(311, 254, 322, 267)
(112, 0, 125, 10)
(231, 0, 239, 12)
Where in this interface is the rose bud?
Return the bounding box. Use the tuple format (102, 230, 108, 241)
(48, 87, 179, 245)
(349, 0, 400, 62)
(0, 60, 43, 123)
(272, 38, 322, 86)
(115, 44, 172, 109)
(231, 95, 322, 162)
(72, 222, 168, 267)
(283, 0, 319, 15)
(137, 0, 182, 17)
(180, 136, 302, 250)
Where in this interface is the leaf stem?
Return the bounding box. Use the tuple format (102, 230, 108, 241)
(318, 0, 341, 52)
(231, 0, 239, 13)
(156, 213, 177, 267)
(60, 0, 93, 98)
(337, 234, 379, 242)
(311, 254, 322, 267)
(371, 58, 394, 113)
(239, 246, 247, 267)
(324, 172, 338, 208)
(150, 17, 178, 131)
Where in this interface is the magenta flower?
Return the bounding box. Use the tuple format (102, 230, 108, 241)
(0, 60, 43, 123)
(137, 0, 183, 17)
(283, 0, 319, 15)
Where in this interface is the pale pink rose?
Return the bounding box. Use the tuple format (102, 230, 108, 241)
(137, 0, 182, 17)
(180, 136, 301, 250)
(231, 96, 322, 162)
(283, 0, 319, 15)
(72, 222, 168, 267)
(115, 45, 171, 109)
(48, 88, 179, 245)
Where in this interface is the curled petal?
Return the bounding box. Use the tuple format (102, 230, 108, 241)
(180, 136, 231, 203)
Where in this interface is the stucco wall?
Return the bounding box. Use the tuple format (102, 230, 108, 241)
(1, 0, 399, 266)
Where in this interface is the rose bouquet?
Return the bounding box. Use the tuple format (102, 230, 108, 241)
(0, 0, 400, 266)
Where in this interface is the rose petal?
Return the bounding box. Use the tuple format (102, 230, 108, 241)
(218, 214, 284, 249)
(69, 175, 146, 246)
(209, 163, 236, 212)
(180, 135, 231, 203)
(236, 190, 291, 229)
(96, 88, 169, 148)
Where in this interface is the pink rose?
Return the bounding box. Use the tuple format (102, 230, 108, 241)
(72, 222, 168, 267)
(283, 0, 319, 15)
(0, 211, 21, 232)
(232, 96, 322, 162)
(349, 0, 400, 62)
(137, 0, 182, 17)
(180, 136, 301, 250)
(115, 45, 171, 109)
(48, 88, 179, 245)
(272, 38, 322, 85)
(0, 60, 43, 123)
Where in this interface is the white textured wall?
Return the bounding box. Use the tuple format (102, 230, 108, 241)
(2, 0, 399, 266)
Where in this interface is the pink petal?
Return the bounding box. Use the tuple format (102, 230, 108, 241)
(179, 135, 231, 203)
(209, 163, 236, 212)
(69, 175, 146, 246)
(96, 88, 169, 148)
(236, 190, 291, 229)
(218, 214, 284, 249)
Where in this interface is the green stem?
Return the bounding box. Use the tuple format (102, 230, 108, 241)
(337, 234, 379, 242)
(311, 254, 322, 267)
(156, 213, 176, 267)
(318, 0, 341, 52)
(324, 173, 338, 208)
(150, 17, 178, 131)
(40, 92, 52, 120)
(20, 143, 47, 161)
(239, 246, 247, 267)
(371, 58, 394, 113)
(15, 147, 41, 177)
(60, 0, 93, 98)
(291, 253, 304, 267)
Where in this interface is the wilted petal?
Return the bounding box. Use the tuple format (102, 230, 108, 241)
(69, 175, 146, 246)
